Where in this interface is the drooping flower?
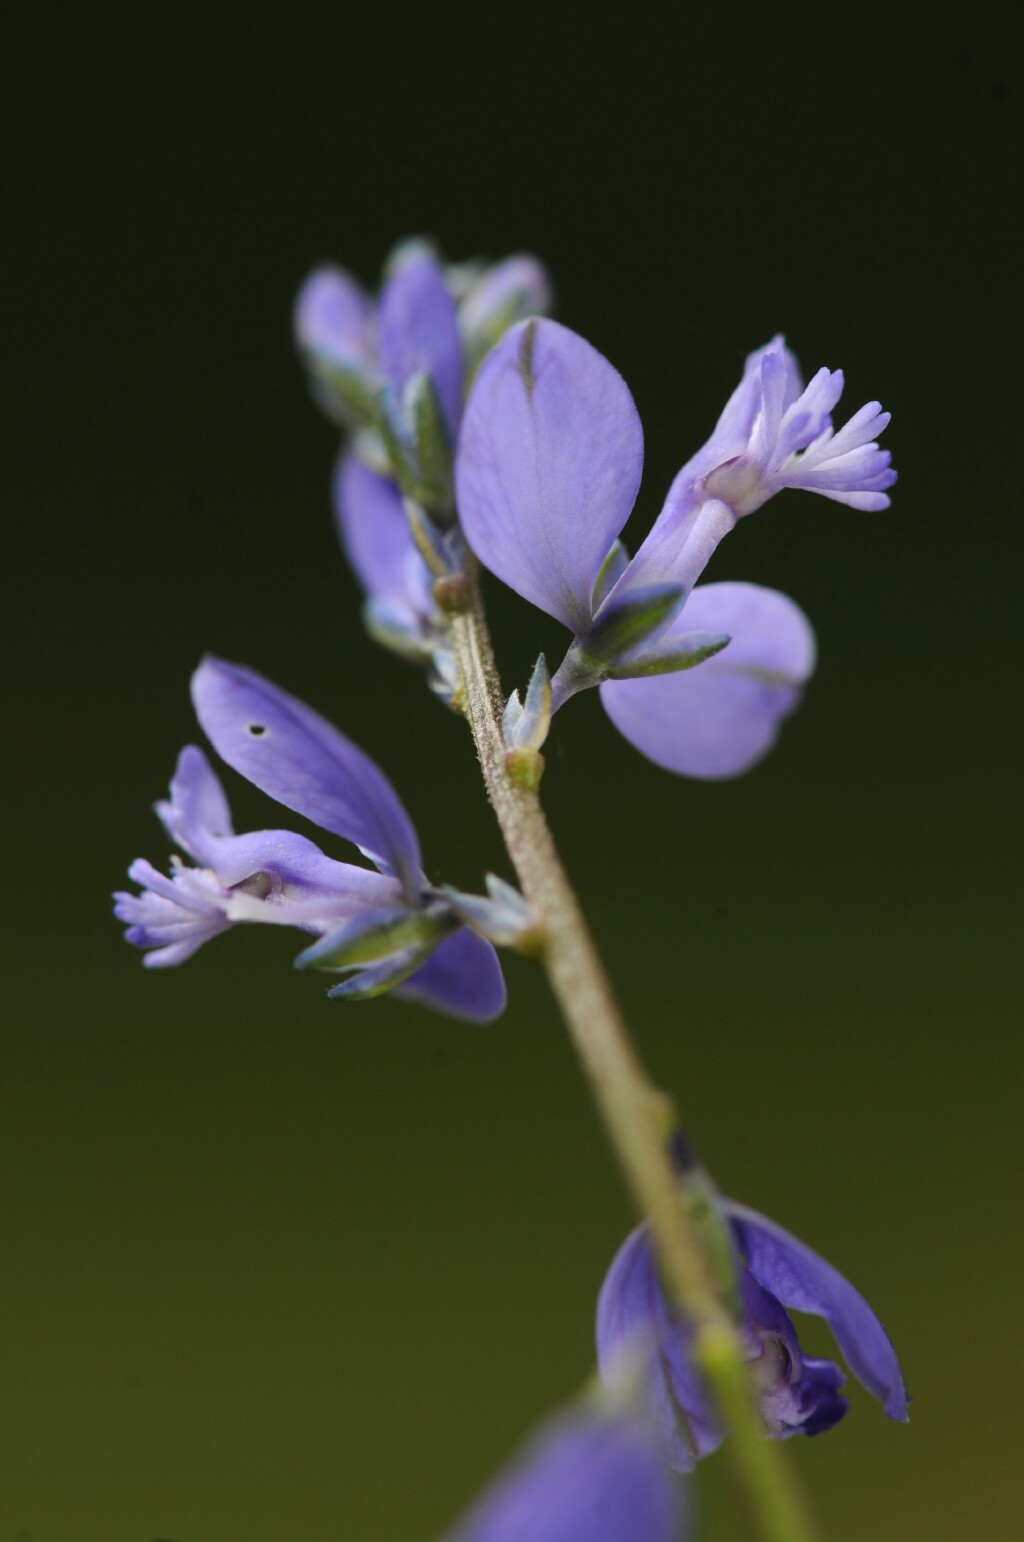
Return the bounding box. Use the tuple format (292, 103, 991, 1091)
(455, 318, 894, 777)
(441, 1392, 685, 1542)
(114, 658, 505, 1022)
(596, 1197, 908, 1472)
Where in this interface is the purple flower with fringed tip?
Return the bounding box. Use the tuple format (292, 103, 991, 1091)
(597, 1197, 908, 1472)
(442, 1396, 685, 1542)
(114, 658, 505, 1022)
(456, 319, 894, 778)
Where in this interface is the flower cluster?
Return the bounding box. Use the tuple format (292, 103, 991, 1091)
(296, 244, 553, 680)
(296, 238, 894, 777)
(116, 238, 905, 1539)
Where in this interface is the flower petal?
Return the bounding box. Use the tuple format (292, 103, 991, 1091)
(443, 1401, 683, 1542)
(114, 859, 232, 966)
(396, 926, 507, 1022)
(191, 658, 422, 888)
(458, 253, 554, 377)
(293, 265, 373, 372)
(597, 1224, 720, 1471)
(456, 319, 643, 632)
(599, 583, 815, 778)
(156, 746, 403, 907)
(333, 452, 433, 624)
(725, 1200, 909, 1421)
(378, 257, 463, 437)
(156, 744, 235, 858)
(677, 337, 804, 497)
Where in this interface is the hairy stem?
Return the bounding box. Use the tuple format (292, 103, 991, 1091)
(447, 580, 819, 1542)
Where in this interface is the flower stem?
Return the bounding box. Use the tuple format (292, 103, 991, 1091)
(447, 578, 820, 1542)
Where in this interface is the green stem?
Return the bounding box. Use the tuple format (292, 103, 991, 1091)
(447, 581, 820, 1542)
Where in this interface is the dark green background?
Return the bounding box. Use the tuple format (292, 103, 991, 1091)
(7, 5, 1019, 1539)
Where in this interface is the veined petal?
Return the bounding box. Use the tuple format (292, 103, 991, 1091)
(396, 926, 507, 1023)
(333, 452, 434, 623)
(443, 1399, 683, 1542)
(456, 319, 643, 633)
(600, 584, 815, 778)
(192, 658, 422, 889)
(378, 257, 463, 438)
(725, 1200, 909, 1421)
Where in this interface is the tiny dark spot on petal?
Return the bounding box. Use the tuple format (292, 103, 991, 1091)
(247, 723, 267, 736)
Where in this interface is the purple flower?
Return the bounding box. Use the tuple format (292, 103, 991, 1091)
(455, 319, 894, 777)
(332, 452, 441, 653)
(596, 1198, 908, 1472)
(441, 1398, 684, 1542)
(114, 658, 505, 1022)
(295, 244, 553, 445)
(297, 246, 554, 676)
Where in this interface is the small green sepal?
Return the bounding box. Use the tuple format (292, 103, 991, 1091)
(580, 583, 686, 665)
(503, 654, 551, 752)
(607, 631, 731, 679)
(295, 903, 452, 973)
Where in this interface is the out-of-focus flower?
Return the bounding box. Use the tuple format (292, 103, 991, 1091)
(597, 1196, 908, 1471)
(442, 1392, 685, 1542)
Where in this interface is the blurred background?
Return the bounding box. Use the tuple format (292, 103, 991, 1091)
(6, 4, 1019, 1538)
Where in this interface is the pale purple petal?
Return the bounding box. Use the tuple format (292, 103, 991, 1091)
(673, 337, 804, 497)
(725, 1200, 909, 1421)
(114, 859, 232, 966)
(773, 368, 845, 460)
(613, 342, 801, 596)
(600, 583, 815, 778)
(378, 257, 463, 437)
(611, 497, 736, 599)
(702, 363, 897, 516)
(153, 745, 402, 909)
(458, 255, 555, 376)
(456, 319, 643, 632)
(597, 1224, 720, 1470)
(396, 927, 507, 1022)
(333, 452, 433, 623)
(191, 658, 422, 887)
(156, 744, 235, 857)
(443, 1404, 682, 1542)
(458, 254, 553, 341)
(293, 265, 374, 372)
